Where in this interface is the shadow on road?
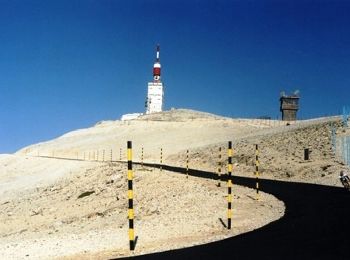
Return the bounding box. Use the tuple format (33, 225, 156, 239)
(115, 163, 350, 260)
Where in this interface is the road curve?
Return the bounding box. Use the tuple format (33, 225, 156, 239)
(117, 164, 350, 260)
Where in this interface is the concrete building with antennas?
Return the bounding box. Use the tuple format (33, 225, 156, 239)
(280, 91, 300, 121)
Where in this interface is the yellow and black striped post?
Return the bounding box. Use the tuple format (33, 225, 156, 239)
(218, 147, 222, 187)
(255, 144, 260, 200)
(186, 149, 189, 178)
(227, 141, 233, 230)
(141, 147, 144, 168)
(127, 141, 135, 250)
(160, 148, 163, 172)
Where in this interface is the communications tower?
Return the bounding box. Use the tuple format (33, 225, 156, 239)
(145, 45, 164, 114)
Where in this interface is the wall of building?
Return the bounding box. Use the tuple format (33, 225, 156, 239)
(146, 82, 164, 114)
(282, 110, 297, 121)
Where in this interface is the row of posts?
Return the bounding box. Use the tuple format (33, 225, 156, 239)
(34, 142, 262, 251)
(41, 147, 156, 163)
(47, 148, 124, 162)
(36, 145, 263, 181)
(127, 141, 261, 250)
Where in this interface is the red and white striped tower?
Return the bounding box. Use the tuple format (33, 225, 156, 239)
(153, 45, 161, 82)
(146, 44, 164, 114)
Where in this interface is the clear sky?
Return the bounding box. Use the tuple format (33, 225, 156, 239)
(0, 0, 349, 153)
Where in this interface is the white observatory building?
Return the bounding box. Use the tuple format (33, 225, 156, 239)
(145, 45, 164, 114)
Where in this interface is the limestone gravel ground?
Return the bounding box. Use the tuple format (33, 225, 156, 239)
(0, 161, 284, 259)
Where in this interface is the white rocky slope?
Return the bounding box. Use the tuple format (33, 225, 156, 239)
(1, 108, 347, 259)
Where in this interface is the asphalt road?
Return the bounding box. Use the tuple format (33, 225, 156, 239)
(118, 164, 350, 260)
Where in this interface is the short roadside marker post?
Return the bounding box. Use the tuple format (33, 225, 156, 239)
(186, 149, 189, 178)
(141, 147, 144, 168)
(218, 147, 222, 187)
(160, 148, 163, 172)
(127, 141, 135, 251)
(255, 144, 260, 200)
(304, 148, 310, 160)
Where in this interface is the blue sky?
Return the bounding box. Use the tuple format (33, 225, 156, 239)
(0, 0, 349, 153)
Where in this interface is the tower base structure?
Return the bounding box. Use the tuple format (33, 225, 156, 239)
(146, 82, 164, 114)
(280, 94, 300, 121)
